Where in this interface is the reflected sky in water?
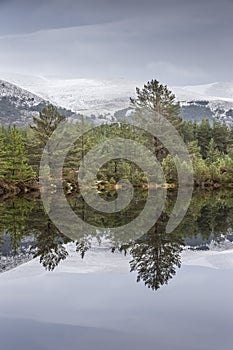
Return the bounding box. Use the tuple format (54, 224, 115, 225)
(1, 189, 233, 290)
(1, 190, 233, 349)
(0, 263, 233, 350)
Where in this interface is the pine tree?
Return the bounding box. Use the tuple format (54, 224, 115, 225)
(5, 125, 35, 180)
(182, 120, 197, 143)
(130, 79, 181, 127)
(31, 105, 66, 146)
(187, 141, 208, 185)
(29, 105, 66, 172)
(206, 138, 221, 166)
(212, 120, 228, 153)
(197, 119, 212, 158)
(162, 154, 177, 183)
(227, 145, 233, 159)
(130, 79, 182, 160)
(205, 138, 221, 182)
(0, 128, 8, 177)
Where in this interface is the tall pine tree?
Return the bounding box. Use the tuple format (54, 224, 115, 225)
(5, 125, 35, 180)
(29, 105, 66, 172)
(130, 79, 183, 160)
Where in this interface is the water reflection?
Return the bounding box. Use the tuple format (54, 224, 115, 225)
(1, 189, 233, 290)
(116, 216, 184, 290)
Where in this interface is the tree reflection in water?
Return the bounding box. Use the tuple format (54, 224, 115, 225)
(1, 189, 233, 291)
(117, 217, 184, 290)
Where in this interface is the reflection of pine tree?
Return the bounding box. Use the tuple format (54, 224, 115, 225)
(2, 189, 233, 281)
(117, 213, 184, 291)
(0, 198, 35, 254)
(174, 190, 233, 242)
(24, 200, 72, 270)
(129, 221, 184, 290)
(76, 239, 92, 259)
(33, 220, 70, 270)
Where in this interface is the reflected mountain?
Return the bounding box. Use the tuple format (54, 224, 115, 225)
(1, 189, 233, 290)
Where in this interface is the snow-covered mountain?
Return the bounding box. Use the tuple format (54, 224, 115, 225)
(0, 79, 47, 127)
(0, 78, 79, 127)
(1, 73, 233, 125)
(172, 83, 233, 124)
(0, 73, 140, 118)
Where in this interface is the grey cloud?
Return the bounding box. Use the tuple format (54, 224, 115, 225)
(0, 0, 232, 84)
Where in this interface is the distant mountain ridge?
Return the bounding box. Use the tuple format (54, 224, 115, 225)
(0, 73, 139, 119)
(0, 79, 46, 127)
(1, 73, 233, 126)
(172, 83, 233, 124)
(0, 78, 80, 127)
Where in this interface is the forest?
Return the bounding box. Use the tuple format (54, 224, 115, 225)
(0, 79, 233, 194)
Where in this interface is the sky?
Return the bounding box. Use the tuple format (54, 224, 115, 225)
(0, 0, 232, 85)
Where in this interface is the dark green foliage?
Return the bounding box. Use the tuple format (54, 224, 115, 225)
(130, 79, 183, 160)
(28, 105, 66, 172)
(212, 120, 228, 153)
(197, 119, 212, 158)
(0, 125, 35, 180)
(130, 79, 181, 125)
(126, 214, 183, 290)
(1, 79, 233, 187)
(2, 187, 233, 289)
(30, 104, 66, 147)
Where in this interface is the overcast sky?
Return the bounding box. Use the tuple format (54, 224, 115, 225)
(0, 0, 232, 85)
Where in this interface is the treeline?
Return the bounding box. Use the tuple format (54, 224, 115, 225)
(129, 79, 233, 187)
(1, 79, 233, 190)
(163, 118, 233, 186)
(0, 125, 35, 180)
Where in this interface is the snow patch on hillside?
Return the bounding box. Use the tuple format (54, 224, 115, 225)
(0, 79, 44, 107)
(2, 73, 233, 123)
(0, 73, 142, 115)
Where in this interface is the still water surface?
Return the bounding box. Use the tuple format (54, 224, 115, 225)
(0, 189, 233, 349)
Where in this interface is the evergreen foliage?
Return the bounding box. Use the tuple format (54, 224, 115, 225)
(1, 83, 233, 187)
(130, 79, 183, 160)
(0, 125, 35, 180)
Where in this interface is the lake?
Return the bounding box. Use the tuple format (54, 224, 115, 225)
(0, 189, 233, 349)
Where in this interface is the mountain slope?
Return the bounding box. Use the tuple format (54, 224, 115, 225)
(0, 79, 79, 127)
(173, 83, 233, 124)
(0, 80, 47, 127)
(0, 73, 140, 117)
(1, 73, 233, 125)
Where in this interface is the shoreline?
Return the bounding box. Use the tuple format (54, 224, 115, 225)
(1, 179, 233, 196)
